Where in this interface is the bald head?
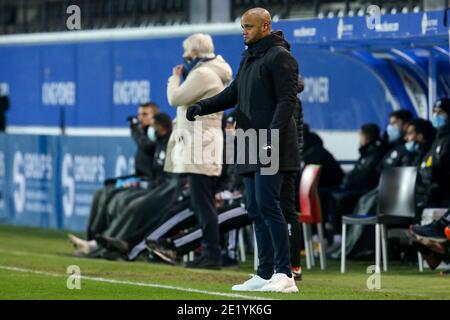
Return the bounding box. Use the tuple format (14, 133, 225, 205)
(241, 8, 272, 45)
(243, 8, 272, 24)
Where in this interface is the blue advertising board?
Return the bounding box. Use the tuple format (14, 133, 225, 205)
(0, 10, 448, 131)
(0, 134, 137, 231)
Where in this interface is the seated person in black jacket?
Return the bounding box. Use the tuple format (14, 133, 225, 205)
(343, 124, 385, 191)
(303, 124, 344, 188)
(68, 112, 175, 257)
(329, 118, 437, 258)
(381, 109, 414, 169)
(330, 123, 385, 236)
(414, 98, 450, 212)
(128, 102, 161, 180)
(404, 118, 436, 168)
(411, 98, 450, 242)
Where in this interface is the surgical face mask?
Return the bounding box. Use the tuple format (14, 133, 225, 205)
(147, 126, 156, 142)
(387, 124, 401, 142)
(431, 114, 447, 129)
(405, 141, 419, 153)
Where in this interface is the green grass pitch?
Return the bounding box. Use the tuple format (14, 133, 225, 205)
(0, 225, 449, 300)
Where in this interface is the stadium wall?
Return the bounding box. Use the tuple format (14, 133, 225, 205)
(0, 11, 448, 230)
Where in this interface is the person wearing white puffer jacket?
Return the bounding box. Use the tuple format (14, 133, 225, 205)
(165, 33, 232, 269)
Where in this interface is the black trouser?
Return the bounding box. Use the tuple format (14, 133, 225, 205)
(244, 171, 292, 278)
(171, 205, 251, 255)
(128, 204, 196, 260)
(86, 186, 129, 240)
(188, 174, 221, 262)
(280, 172, 302, 268)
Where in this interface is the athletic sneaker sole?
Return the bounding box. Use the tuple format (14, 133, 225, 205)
(293, 274, 302, 281)
(259, 285, 299, 293)
(151, 248, 177, 265)
(231, 286, 266, 292)
(408, 229, 448, 243)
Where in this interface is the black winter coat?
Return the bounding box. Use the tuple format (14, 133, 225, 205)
(197, 31, 300, 175)
(343, 140, 385, 191)
(303, 132, 344, 188)
(130, 125, 156, 179)
(417, 123, 450, 207)
(380, 141, 417, 170)
(151, 133, 171, 183)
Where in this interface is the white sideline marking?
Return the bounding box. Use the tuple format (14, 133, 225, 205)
(0, 265, 275, 300)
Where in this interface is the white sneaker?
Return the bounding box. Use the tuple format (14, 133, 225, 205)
(259, 273, 299, 293)
(232, 275, 270, 291)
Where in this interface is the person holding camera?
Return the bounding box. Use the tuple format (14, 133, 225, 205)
(70, 102, 161, 247)
(69, 110, 174, 257)
(164, 33, 233, 270)
(127, 102, 161, 180)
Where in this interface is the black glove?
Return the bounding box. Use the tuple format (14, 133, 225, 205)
(186, 104, 202, 122)
(126, 115, 139, 126)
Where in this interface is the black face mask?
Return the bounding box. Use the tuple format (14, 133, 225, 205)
(182, 56, 216, 80)
(182, 57, 201, 80)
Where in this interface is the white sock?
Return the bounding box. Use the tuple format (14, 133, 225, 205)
(333, 235, 342, 244)
(88, 240, 98, 251)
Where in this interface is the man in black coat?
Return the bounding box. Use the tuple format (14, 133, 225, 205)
(342, 124, 385, 191)
(380, 109, 414, 170)
(303, 124, 344, 189)
(331, 123, 385, 237)
(129, 102, 161, 179)
(186, 8, 300, 293)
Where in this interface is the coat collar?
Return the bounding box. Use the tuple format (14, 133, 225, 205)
(359, 139, 382, 156)
(244, 30, 290, 58)
(437, 123, 450, 139)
